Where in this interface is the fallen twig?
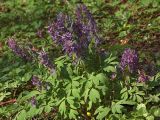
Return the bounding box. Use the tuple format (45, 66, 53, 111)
(0, 99, 16, 106)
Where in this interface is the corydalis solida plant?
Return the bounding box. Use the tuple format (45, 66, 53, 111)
(48, 4, 99, 57)
(74, 4, 99, 45)
(120, 48, 138, 73)
(30, 96, 36, 107)
(48, 13, 77, 56)
(138, 70, 149, 83)
(38, 51, 55, 74)
(31, 76, 51, 90)
(31, 76, 42, 90)
(8, 38, 32, 61)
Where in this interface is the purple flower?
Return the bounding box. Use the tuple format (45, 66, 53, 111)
(61, 32, 73, 43)
(111, 73, 117, 80)
(39, 51, 54, 70)
(31, 76, 42, 87)
(76, 4, 97, 34)
(75, 4, 99, 46)
(8, 38, 32, 61)
(31, 76, 52, 91)
(63, 40, 77, 56)
(48, 13, 77, 56)
(120, 48, 138, 73)
(30, 96, 36, 107)
(48, 13, 68, 44)
(138, 71, 149, 82)
(81, 4, 97, 33)
(36, 29, 44, 38)
(31, 76, 43, 91)
(48, 4, 100, 57)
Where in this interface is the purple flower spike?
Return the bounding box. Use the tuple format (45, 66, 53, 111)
(8, 38, 32, 61)
(75, 4, 99, 47)
(39, 51, 54, 70)
(31, 76, 42, 90)
(81, 4, 97, 33)
(32, 76, 41, 86)
(63, 40, 77, 56)
(48, 13, 68, 44)
(120, 48, 138, 73)
(111, 73, 117, 80)
(138, 71, 149, 83)
(30, 96, 37, 107)
(76, 4, 97, 34)
(8, 38, 16, 49)
(48, 4, 99, 57)
(61, 32, 72, 42)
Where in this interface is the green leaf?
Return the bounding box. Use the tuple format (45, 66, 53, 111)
(111, 102, 124, 114)
(136, 91, 145, 96)
(141, 0, 151, 6)
(137, 103, 146, 110)
(95, 73, 106, 84)
(121, 92, 128, 100)
(72, 76, 81, 81)
(96, 86, 108, 95)
(72, 89, 80, 98)
(155, 72, 160, 80)
(115, 104, 123, 114)
(119, 100, 136, 105)
(104, 54, 116, 63)
(22, 73, 32, 82)
(84, 88, 90, 102)
(67, 96, 74, 105)
(87, 101, 93, 110)
(110, 61, 119, 65)
(92, 76, 100, 86)
(150, 107, 160, 117)
(72, 81, 79, 87)
(16, 110, 27, 120)
(27, 107, 40, 118)
(44, 105, 52, 113)
(15, 68, 22, 74)
(136, 95, 143, 103)
(19, 91, 40, 102)
(89, 88, 100, 103)
(120, 87, 127, 94)
(85, 81, 93, 89)
(136, 103, 148, 117)
(67, 63, 73, 76)
(146, 115, 154, 120)
(59, 100, 66, 115)
(94, 106, 110, 120)
(69, 109, 78, 119)
(119, 31, 127, 38)
(103, 66, 116, 72)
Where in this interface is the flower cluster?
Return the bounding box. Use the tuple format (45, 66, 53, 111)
(39, 51, 55, 71)
(48, 4, 99, 57)
(48, 13, 77, 56)
(36, 29, 44, 38)
(8, 38, 32, 61)
(30, 96, 36, 107)
(31, 76, 51, 90)
(75, 4, 98, 42)
(31, 76, 42, 90)
(111, 73, 117, 80)
(120, 48, 138, 73)
(138, 71, 149, 82)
